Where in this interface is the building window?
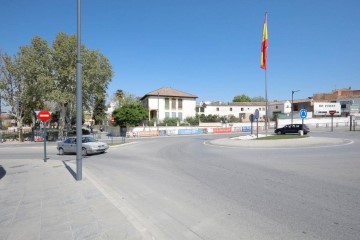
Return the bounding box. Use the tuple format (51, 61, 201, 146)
(171, 98, 176, 109)
(165, 98, 169, 110)
(178, 99, 183, 109)
(171, 112, 176, 118)
(178, 112, 183, 120)
(230, 108, 232, 111)
(241, 108, 244, 111)
(165, 112, 170, 118)
(276, 106, 278, 109)
(216, 107, 219, 111)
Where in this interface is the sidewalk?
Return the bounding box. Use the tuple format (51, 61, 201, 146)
(0, 159, 142, 240)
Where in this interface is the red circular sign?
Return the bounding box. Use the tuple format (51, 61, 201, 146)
(37, 110, 51, 121)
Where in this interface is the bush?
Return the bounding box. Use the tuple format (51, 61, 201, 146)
(160, 117, 179, 126)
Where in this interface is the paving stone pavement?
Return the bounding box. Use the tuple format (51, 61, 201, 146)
(0, 159, 142, 240)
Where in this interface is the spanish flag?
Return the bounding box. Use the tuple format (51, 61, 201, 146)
(260, 13, 268, 70)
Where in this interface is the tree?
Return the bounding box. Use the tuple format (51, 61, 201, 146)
(251, 96, 266, 102)
(112, 103, 148, 127)
(112, 89, 140, 107)
(0, 38, 52, 141)
(92, 97, 106, 125)
(1, 33, 113, 140)
(50, 32, 113, 139)
(233, 94, 251, 102)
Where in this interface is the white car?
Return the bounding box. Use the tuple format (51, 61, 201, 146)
(57, 136, 109, 156)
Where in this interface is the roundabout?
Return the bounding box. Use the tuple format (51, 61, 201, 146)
(205, 134, 354, 149)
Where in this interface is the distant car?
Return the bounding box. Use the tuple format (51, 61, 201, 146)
(57, 136, 109, 156)
(274, 124, 310, 135)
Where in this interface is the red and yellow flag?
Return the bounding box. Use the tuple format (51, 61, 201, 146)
(260, 13, 268, 70)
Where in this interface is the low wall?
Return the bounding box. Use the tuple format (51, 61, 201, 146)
(277, 117, 352, 128)
(126, 117, 357, 137)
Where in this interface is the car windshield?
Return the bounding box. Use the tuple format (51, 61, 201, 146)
(82, 137, 97, 143)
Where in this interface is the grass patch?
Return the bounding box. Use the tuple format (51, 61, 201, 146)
(257, 134, 309, 140)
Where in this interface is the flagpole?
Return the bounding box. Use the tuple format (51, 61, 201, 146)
(260, 12, 268, 136)
(265, 68, 268, 136)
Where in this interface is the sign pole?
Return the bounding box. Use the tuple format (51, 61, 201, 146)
(37, 110, 51, 162)
(43, 121, 47, 162)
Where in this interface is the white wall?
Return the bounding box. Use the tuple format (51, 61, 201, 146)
(204, 105, 266, 120)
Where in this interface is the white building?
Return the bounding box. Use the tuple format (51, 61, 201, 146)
(268, 100, 291, 117)
(140, 87, 198, 122)
(202, 101, 267, 122)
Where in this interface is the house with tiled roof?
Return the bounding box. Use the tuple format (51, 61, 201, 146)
(140, 87, 198, 122)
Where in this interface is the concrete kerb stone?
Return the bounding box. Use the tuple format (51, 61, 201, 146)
(206, 134, 353, 149)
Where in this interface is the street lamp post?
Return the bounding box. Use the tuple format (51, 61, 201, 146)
(291, 90, 300, 125)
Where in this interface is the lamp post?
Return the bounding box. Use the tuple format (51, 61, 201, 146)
(291, 90, 300, 124)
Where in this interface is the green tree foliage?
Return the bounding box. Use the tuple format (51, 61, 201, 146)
(51, 32, 112, 139)
(112, 103, 148, 127)
(251, 96, 266, 102)
(185, 115, 200, 126)
(160, 117, 180, 126)
(92, 97, 106, 125)
(200, 114, 220, 122)
(0, 39, 52, 141)
(1, 33, 113, 140)
(233, 94, 251, 102)
(112, 89, 140, 107)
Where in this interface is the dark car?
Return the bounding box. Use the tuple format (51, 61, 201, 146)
(274, 124, 310, 135)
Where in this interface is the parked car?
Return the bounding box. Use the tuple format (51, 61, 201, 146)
(274, 124, 310, 135)
(57, 136, 109, 156)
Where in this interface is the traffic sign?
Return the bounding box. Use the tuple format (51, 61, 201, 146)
(329, 110, 336, 116)
(249, 114, 254, 122)
(254, 109, 260, 119)
(299, 109, 307, 119)
(37, 110, 51, 122)
(111, 117, 115, 124)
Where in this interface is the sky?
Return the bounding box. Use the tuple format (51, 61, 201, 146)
(1, 0, 360, 103)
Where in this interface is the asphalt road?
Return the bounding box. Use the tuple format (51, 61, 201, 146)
(1, 132, 360, 240)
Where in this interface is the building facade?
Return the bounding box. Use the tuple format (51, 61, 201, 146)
(202, 101, 267, 122)
(140, 87, 198, 122)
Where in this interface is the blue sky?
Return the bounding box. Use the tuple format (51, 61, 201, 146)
(1, 0, 359, 103)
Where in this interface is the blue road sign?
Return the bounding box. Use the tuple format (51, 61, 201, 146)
(254, 109, 260, 119)
(299, 109, 307, 119)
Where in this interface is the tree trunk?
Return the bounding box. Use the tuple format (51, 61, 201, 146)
(58, 103, 67, 140)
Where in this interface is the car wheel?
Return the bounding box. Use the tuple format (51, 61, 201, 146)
(82, 147, 88, 156)
(59, 148, 65, 155)
(276, 131, 281, 135)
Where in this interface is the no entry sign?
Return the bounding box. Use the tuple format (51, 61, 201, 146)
(37, 110, 51, 122)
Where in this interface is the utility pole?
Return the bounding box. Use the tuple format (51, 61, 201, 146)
(76, 0, 83, 181)
(291, 90, 300, 125)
